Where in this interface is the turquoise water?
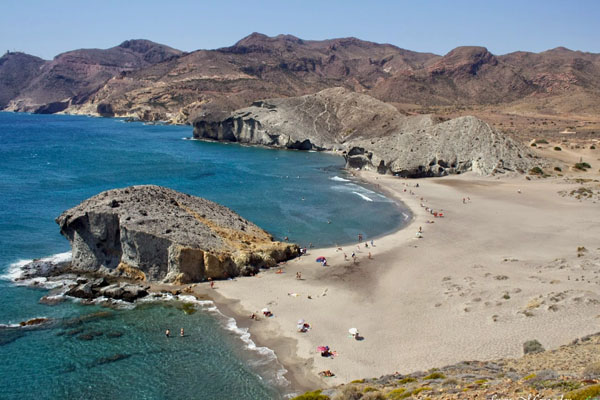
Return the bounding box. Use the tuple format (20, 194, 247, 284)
(0, 112, 408, 399)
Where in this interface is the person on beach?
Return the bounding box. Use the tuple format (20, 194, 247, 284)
(344, 253, 348, 261)
(370, 240, 374, 247)
(180, 328, 184, 337)
(296, 272, 301, 280)
(165, 329, 170, 338)
(208, 278, 214, 289)
(368, 252, 372, 259)
(358, 233, 363, 243)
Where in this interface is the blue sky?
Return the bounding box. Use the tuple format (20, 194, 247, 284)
(1, 0, 599, 59)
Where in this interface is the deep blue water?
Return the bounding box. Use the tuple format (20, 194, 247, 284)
(0, 112, 408, 399)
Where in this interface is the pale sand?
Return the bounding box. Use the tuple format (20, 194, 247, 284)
(186, 163, 600, 391)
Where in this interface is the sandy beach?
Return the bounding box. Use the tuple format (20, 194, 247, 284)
(179, 154, 600, 392)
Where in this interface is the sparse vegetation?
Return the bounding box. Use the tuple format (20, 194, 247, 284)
(536, 139, 549, 144)
(574, 162, 591, 170)
(292, 389, 330, 400)
(424, 372, 446, 380)
(503, 293, 511, 300)
(591, 145, 596, 150)
(553, 146, 562, 151)
(386, 387, 407, 399)
(397, 377, 417, 385)
(565, 384, 600, 400)
(523, 340, 545, 354)
(529, 166, 544, 175)
(554, 166, 562, 171)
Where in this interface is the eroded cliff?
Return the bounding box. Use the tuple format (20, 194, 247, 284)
(55, 185, 298, 284)
(194, 88, 543, 177)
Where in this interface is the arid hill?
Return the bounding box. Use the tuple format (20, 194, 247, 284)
(1, 40, 182, 114)
(3, 33, 600, 131)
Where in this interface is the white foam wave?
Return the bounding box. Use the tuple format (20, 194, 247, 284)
(402, 212, 410, 220)
(1, 251, 72, 285)
(0, 323, 22, 328)
(331, 183, 392, 203)
(0, 316, 50, 329)
(352, 191, 373, 202)
(330, 176, 350, 182)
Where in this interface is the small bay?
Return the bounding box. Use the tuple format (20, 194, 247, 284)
(0, 112, 408, 399)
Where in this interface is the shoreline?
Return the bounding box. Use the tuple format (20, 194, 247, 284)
(5, 167, 600, 396)
(194, 168, 600, 392)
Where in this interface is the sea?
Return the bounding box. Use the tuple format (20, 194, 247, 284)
(0, 112, 409, 399)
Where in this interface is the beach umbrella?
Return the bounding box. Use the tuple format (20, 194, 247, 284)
(297, 319, 305, 325)
(349, 328, 358, 335)
(316, 256, 326, 262)
(261, 308, 269, 313)
(317, 346, 328, 352)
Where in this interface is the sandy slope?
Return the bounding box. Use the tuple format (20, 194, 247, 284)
(187, 166, 600, 392)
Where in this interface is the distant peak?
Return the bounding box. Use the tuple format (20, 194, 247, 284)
(545, 46, 575, 54)
(234, 32, 303, 47)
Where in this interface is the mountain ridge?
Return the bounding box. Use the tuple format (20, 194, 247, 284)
(2, 34, 600, 135)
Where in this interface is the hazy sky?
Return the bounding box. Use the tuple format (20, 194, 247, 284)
(1, 0, 599, 59)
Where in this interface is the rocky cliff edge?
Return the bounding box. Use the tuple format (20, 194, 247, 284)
(55, 185, 298, 284)
(193, 88, 545, 177)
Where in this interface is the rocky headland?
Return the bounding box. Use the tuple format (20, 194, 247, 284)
(53, 185, 298, 284)
(194, 88, 544, 177)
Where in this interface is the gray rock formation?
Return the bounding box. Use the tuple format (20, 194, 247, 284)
(193, 88, 544, 177)
(56, 185, 298, 283)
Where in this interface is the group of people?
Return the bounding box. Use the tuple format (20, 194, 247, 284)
(165, 328, 185, 337)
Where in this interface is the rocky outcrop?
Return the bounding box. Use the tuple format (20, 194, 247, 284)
(55, 185, 298, 283)
(194, 88, 543, 177)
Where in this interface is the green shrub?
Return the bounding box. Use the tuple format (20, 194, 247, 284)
(554, 146, 562, 151)
(529, 166, 544, 175)
(574, 162, 591, 170)
(591, 145, 596, 150)
(386, 387, 408, 399)
(412, 387, 432, 395)
(554, 166, 562, 172)
(536, 139, 549, 144)
(565, 384, 600, 400)
(292, 390, 330, 400)
(424, 372, 446, 380)
(350, 379, 365, 384)
(363, 386, 378, 393)
(531, 143, 537, 147)
(397, 377, 417, 384)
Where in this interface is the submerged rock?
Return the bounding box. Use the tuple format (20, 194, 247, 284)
(56, 185, 298, 283)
